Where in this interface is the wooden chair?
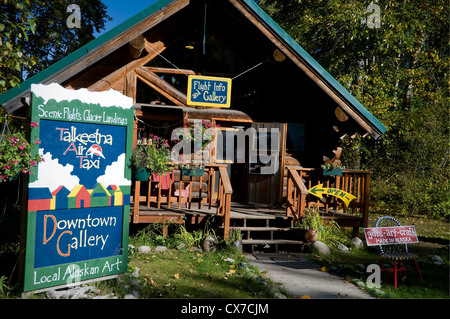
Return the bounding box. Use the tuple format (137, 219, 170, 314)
(375, 216, 424, 289)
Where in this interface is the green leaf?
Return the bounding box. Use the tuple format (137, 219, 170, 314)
(27, 18, 36, 34)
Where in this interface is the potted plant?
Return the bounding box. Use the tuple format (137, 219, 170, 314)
(296, 205, 321, 242)
(131, 134, 171, 181)
(0, 120, 42, 183)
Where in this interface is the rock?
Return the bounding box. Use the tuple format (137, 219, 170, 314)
(131, 267, 140, 278)
(46, 286, 100, 299)
(93, 293, 118, 299)
(312, 240, 331, 255)
(124, 294, 138, 299)
(138, 245, 151, 253)
(351, 237, 364, 249)
(155, 245, 168, 252)
(356, 264, 366, 273)
(239, 262, 249, 269)
(202, 235, 217, 252)
(275, 292, 287, 299)
(337, 244, 349, 252)
(430, 255, 444, 265)
(176, 243, 186, 250)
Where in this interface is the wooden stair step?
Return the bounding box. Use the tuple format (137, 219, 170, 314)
(241, 239, 303, 245)
(230, 226, 291, 232)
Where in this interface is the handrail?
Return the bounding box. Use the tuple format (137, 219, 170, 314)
(131, 163, 233, 239)
(288, 168, 309, 196)
(215, 164, 232, 239)
(218, 166, 233, 194)
(286, 168, 308, 220)
(285, 166, 371, 228)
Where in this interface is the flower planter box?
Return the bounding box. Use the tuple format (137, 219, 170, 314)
(132, 167, 151, 181)
(181, 168, 205, 176)
(322, 168, 343, 176)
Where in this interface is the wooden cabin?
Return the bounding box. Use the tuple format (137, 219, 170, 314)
(0, 0, 386, 247)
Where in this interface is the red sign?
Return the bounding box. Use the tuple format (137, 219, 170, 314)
(364, 226, 419, 246)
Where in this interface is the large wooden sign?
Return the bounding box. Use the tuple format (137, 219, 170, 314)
(364, 226, 419, 246)
(22, 83, 134, 292)
(187, 75, 232, 108)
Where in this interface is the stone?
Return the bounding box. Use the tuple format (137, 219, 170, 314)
(176, 243, 186, 250)
(202, 235, 217, 252)
(124, 294, 138, 299)
(430, 255, 444, 265)
(356, 264, 366, 273)
(131, 267, 140, 278)
(155, 245, 168, 252)
(239, 262, 249, 269)
(351, 237, 364, 249)
(337, 244, 349, 252)
(312, 240, 331, 255)
(138, 245, 151, 253)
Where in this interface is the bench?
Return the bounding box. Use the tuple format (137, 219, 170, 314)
(364, 216, 424, 289)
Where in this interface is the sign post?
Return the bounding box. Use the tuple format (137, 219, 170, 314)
(21, 83, 134, 292)
(187, 75, 232, 108)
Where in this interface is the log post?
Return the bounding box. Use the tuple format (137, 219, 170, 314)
(128, 35, 146, 59)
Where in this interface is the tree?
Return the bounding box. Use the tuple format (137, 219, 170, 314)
(23, 0, 111, 76)
(0, 0, 111, 93)
(259, 0, 449, 219)
(0, 0, 38, 93)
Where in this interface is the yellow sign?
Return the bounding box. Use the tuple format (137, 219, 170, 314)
(308, 184, 356, 207)
(187, 75, 232, 108)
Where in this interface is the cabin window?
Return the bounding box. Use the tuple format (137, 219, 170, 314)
(286, 123, 305, 152)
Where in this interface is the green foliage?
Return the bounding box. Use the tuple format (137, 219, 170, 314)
(0, 118, 42, 182)
(23, 0, 111, 76)
(260, 0, 449, 219)
(0, 0, 39, 92)
(131, 134, 172, 174)
(0, 0, 110, 93)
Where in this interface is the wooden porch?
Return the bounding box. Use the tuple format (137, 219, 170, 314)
(130, 164, 372, 243)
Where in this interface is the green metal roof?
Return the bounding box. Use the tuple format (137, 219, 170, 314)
(0, 0, 386, 137)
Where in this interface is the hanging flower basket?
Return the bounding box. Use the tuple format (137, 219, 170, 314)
(132, 167, 151, 181)
(0, 118, 42, 183)
(322, 168, 343, 176)
(131, 134, 171, 181)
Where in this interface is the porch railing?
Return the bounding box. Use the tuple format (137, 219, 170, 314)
(285, 166, 371, 228)
(131, 164, 232, 238)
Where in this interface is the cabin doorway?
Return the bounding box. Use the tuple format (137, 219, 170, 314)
(246, 122, 287, 205)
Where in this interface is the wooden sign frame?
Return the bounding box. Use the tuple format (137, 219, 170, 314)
(20, 84, 134, 292)
(187, 75, 232, 108)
